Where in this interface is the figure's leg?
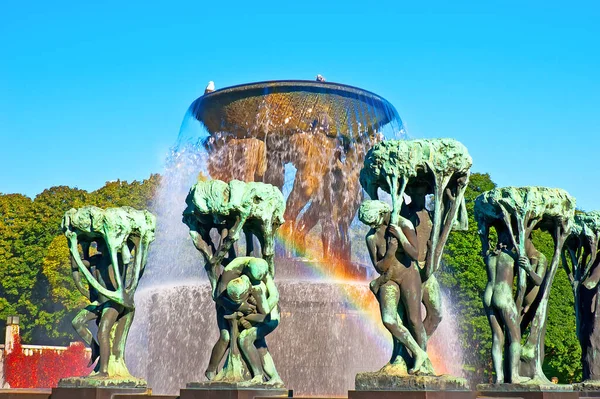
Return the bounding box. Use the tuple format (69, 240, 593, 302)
(487, 306, 505, 383)
(112, 307, 134, 366)
(72, 306, 100, 367)
(422, 275, 443, 337)
(497, 289, 525, 383)
(400, 273, 428, 351)
(254, 317, 282, 384)
(238, 327, 264, 383)
(205, 306, 230, 380)
(378, 282, 428, 373)
(98, 303, 121, 375)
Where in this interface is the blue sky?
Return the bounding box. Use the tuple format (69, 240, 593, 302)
(1, 1, 599, 209)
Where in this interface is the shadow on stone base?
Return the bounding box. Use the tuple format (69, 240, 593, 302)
(477, 383, 578, 399)
(181, 382, 289, 399)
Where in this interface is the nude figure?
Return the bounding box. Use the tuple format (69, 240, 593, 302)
(206, 257, 282, 385)
(402, 184, 443, 337)
(359, 200, 432, 375)
(482, 224, 529, 384)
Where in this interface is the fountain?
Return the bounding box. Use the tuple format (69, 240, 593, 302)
(123, 80, 465, 396)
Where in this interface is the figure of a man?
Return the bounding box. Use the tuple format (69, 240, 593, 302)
(482, 224, 529, 384)
(401, 183, 443, 337)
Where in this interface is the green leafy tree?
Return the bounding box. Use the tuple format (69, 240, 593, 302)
(0, 194, 34, 339)
(439, 173, 496, 380)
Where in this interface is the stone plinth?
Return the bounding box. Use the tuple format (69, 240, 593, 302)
(351, 373, 473, 399)
(58, 377, 147, 389)
(51, 387, 148, 399)
(181, 382, 288, 399)
(477, 383, 578, 399)
(574, 382, 600, 397)
(0, 389, 50, 399)
(349, 392, 473, 399)
(355, 372, 469, 391)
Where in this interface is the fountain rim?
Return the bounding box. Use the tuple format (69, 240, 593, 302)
(198, 79, 395, 106)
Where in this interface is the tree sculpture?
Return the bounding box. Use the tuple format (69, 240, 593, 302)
(356, 139, 471, 388)
(475, 187, 575, 384)
(182, 179, 285, 387)
(562, 211, 600, 385)
(60, 206, 156, 386)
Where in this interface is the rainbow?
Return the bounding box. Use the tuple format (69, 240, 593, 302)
(277, 227, 449, 374)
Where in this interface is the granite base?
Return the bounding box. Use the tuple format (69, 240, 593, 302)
(51, 387, 148, 399)
(181, 382, 289, 399)
(0, 389, 51, 399)
(477, 383, 578, 399)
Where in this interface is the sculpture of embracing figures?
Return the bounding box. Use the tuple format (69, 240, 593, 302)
(474, 187, 575, 385)
(60, 206, 156, 387)
(182, 178, 285, 388)
(355, 138, 471, 390)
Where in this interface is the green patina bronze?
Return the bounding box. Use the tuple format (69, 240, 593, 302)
(182, 179, 285, 388)
(563, 211, 600, 384)
(60, 206, 156, 387)
(356, 138, 471, 385)
(475, 186, 575, 385)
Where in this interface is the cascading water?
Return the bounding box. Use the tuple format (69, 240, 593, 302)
(126, 80, 464, 395)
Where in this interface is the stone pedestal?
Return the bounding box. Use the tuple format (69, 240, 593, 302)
(180, 382, 289, 399)
(349, 391, 473, 399)
(351, 373, 474, 399)
(51, 387, 148, 399)
(0, 389, 50, 399)
(574, 382, 600, 397)
(477, 383, 578, 399)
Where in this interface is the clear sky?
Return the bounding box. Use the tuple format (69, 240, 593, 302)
(1, 1, 599, 209)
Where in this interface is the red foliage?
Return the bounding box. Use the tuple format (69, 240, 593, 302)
(4, 333, 92, 388)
